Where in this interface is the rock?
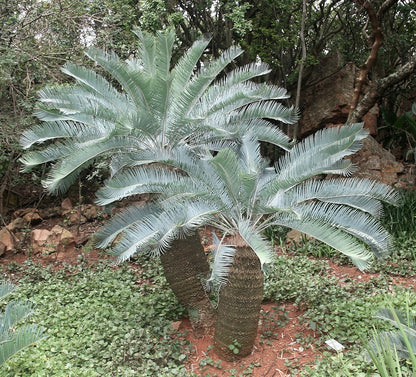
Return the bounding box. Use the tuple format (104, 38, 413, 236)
(13, 208, 42, 225)
(351, 136, 404, 185)
(63, 208, 86, 225)
(61, 198, 73, 212)
(0, 228, 16, 254)
(61, 204, 102, 225)
(286, 229, 311, 244)
(395, 163, 416, 188)
(299, 54, 379, 137)
(362, 105, 379, 135)
(0, 242, 6, 256)
(296, 54, 404, 186)
(171, 321, 182, 331)
(22, 210, 42, 224)
(30, 229, 53, 254)
(7, 217, 26, 231)
(38, 207, 62, 219)
(81, 204, 101, 221)
(64, 209, 76, 224)
(76, 234, 91, 246)
(30, 225, 76, 255)
(61, 198, 76, 222)
(299, 54, 357, 136)
(50, 225, 76, 254)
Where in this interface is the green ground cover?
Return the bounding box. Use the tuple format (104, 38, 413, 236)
(0, 189, 415, 376)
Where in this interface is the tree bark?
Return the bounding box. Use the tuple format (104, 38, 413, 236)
(349, 0, 399, 120)
(348, 54, 416, 123)
(350, 0, 383, 114)
(293, 0, 307, 139)
(160, 233, 216, 337)
(214, 235, 264, 361)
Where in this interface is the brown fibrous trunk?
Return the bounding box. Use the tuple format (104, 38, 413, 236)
(214, 235, 264, 361)
(160, 233, 216, 337)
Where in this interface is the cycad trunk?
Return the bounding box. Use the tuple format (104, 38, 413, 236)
(160, 233, 216, 337)
(214, 236, 264, 360)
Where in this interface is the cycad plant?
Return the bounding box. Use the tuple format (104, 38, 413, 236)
(0, 281, 46, 366)
(365, 301, 416, 377)
(93, 123, 397, 360)
(20, 28, 296, 194)
(20, 29, 297, 335)
(20, 29, 398, 360)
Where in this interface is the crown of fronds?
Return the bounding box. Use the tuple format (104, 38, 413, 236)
(20, 28, 297, 194)
(94, 124, 397, 279)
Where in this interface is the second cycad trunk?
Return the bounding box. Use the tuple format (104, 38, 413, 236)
(160, 233, 216, 337)
(214, 236, 264, 360)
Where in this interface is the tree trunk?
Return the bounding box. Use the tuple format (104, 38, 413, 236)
(214, 236, 264, 361)
(348, 0, 407, 124)
(159, 233, 216, 337)
(293, 0, 307, 140)
(348, 54, 416, 123)
(349, 0, 385, 115)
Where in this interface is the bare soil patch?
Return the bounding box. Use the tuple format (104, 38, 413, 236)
(181, 302, 318, 377)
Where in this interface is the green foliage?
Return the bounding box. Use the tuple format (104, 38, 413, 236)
(381, 102, 416, 161)
(382, 189, 416, 238)
(360, 295, 416, 377)
(290, 238, 339, 260)
(227, 339, 242, 355)
(263, 224, 289, 246)
(0, 281, 46, 367)
(2, 259, 189, 376)
(0, 241, 414, 375)
(368, 300, 416, 361)
(269, 188, 416, 275)
(240, 0, 306, 84)
(138, 0, 172, 33)
(0, 119, 21, 180)
(365, 330, 410, 377)
(264, 255, 416, 377)
(263, 254, 330, 302)
(86, 0, 141, 56)
(370, 236, 416, 277)
(264, 255, 415, 358)
(0, 0, 85, 202)
(223, 2, 253, 37)
(369, 189, 416, 276)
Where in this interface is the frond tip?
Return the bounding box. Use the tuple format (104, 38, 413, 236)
(0, 281, 46, 366)
(205, 232, 236, 290)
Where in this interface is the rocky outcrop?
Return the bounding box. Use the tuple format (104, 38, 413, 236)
(351, 137, 404, 186)
(299, 54, 380, 136)
(1, 198, 106, 257)
(30, 225, 76, 255)
(299, 55, 357, 136)
(61, 199, 103, 225)
(299, 54, 407, 186)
